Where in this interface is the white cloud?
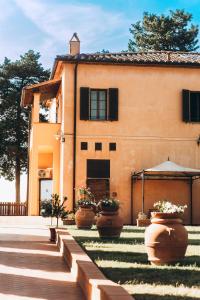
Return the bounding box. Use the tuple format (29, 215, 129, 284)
(14, 0, 130, 53)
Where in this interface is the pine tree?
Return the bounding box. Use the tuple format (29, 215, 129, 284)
(0, 51, 50, 202)
(128, 9, 199, 52)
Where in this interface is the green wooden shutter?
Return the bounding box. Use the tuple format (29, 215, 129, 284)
(109, 88, 118, 121)
(182, 90, 190, 122)
(80, 87, 89, 120)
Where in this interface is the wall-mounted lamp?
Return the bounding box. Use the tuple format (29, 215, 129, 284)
(197, 135, 200, 146)
(54, 130, 65, 142)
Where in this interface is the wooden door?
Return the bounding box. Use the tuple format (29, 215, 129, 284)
(87, 179, 110, 203)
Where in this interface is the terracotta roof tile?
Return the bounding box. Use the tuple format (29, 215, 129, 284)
(56, 51, 200, 65)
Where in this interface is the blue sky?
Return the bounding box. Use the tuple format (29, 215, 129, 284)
(0, 0, 200, 69)
(0, 0, 200, 201)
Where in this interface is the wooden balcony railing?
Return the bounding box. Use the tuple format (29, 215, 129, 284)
(0, 202, 27, 216)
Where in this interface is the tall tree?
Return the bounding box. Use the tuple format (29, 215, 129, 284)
(128, 9, 199, 52)
(0, 51, 50, 202)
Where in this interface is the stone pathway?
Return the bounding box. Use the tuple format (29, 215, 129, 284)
(0, 219, 84, 300)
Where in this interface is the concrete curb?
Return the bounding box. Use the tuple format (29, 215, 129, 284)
(56, 229, 134, 300)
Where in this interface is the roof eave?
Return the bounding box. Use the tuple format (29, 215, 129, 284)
(21, 79, 61, 107)
(50, 57, 59, 79)
(51, 57, 200, 71)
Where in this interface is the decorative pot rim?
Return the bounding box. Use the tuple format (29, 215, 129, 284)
(99, 206, 119, 212)
(100, 210, 119, 216)
(78, 206, 94, 209)
(63, 219, 75, 223)
(151, 211, 183, 219)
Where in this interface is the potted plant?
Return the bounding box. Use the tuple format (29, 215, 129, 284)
(96, 197, 123, 238)
(75, 187, 96, 229)
(145, 200, 188, 265)
(41, 194, 68, 242)
(151, 200, 187, 219)
(62, 211, 75, 225)
(136, 212, 151, 227)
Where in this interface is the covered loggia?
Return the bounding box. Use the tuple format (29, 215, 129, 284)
(131, 159, 200, 225)
(21, 79, 61, 215)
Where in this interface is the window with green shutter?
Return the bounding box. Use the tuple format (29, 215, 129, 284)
(109, 88, 118, 121)
(80, 87, 89, 120)
(182, 90, 200, 123)
(80, 87, 118, 121)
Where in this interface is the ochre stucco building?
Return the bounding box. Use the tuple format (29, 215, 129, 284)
(21, 33, 200, 224)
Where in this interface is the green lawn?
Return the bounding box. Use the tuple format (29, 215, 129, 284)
(67, 225, 200, 300)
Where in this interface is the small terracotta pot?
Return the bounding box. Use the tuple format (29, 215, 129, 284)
(62, 219, 75, 225)
(49, 227, 56, 243)
(75, 207, 95, 229)
(96, 210, 123, 238)
(145, 212, 188, 265)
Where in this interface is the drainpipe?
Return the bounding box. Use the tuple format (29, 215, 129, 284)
(26, 109, 32, 215)
(72, 63, 78, 210)
(131, 174, 133, 225)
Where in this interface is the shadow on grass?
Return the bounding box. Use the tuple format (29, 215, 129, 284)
(188, 239, 200, 245)
(86, 249, 148, 264)
(133, 294, 197, 300)
(187, 230, 200, 235)
(122, 228, 145, 233)
(74, 235, 199, 246)
(101, 267, 200, 287)
(84, 247, 200, 268)
(177, 255, 200, 267)
(86, 249, 200, 267)
(75, 236, 144, 245)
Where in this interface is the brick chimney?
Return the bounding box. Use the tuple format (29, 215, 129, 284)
(69, 33, 80, 55)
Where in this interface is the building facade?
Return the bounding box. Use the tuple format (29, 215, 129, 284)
(22, 34, 200, 224)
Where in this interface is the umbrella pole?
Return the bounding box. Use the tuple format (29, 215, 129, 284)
(142, 171, 145, 213)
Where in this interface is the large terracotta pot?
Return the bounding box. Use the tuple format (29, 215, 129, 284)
(145, 212, 188, 265)
(75, 207, 95, 229)
(96, 210, 123, 238)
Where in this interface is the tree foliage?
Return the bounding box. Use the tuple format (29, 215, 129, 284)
(0, 50, 50, 201)
(96, 49, 110, 54)
(41, 194, 68, 227)
(128, 9, 199, 52)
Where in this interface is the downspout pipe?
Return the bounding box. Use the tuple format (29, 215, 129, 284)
(130, 174, 133, 225)
(72, 63, 78, 210)
(26, 108, 32, 215)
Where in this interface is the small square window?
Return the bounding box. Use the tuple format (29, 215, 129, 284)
(95, 143, 102, 151)
(109, 143, 116, 151)
(81, 142, 88, 150)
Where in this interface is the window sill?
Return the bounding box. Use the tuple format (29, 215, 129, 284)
(80, 120, 119, 122)
(184, 121, 200, 124)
